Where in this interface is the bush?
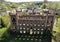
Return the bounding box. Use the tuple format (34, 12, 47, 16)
(0, 18, 5, 28)
(1, 14, 10, 27)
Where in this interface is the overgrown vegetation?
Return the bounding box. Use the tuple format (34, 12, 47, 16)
(1, 14, 10, 27)
(0, 1, 60, 42)
(53, 18, 60, 42)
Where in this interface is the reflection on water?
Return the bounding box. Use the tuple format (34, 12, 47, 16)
(0, 34, 52, 42)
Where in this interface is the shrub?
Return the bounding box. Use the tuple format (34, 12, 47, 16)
(1, 14, 10, 27)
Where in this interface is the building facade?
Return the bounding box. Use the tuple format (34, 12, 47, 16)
(9, 9, 55, 42)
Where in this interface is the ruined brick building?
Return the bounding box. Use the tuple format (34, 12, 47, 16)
(9, 8, 56, 42)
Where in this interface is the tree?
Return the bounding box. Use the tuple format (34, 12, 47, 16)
(0, 18, 5, 28)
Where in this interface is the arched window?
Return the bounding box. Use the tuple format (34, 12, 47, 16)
(12, 18, 16, 22)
